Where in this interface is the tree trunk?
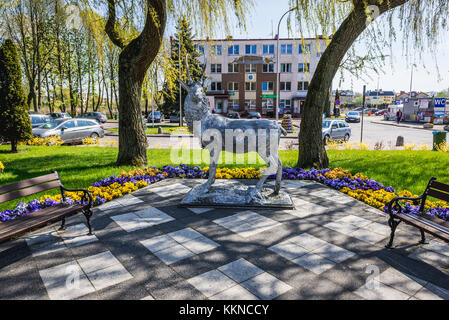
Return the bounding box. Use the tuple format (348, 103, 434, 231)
(11, 139, 18, 153)
(106, 0, 167, 166)
(297, 0, 407, 168)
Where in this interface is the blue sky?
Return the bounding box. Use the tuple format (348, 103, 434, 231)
(167, 0, 449, 94)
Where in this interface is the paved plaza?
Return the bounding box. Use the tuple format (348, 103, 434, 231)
(1, 179, 449, 300)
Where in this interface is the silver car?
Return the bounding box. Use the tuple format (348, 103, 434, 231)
(322, 119, 351, 145)
(32, 119, 105, 143)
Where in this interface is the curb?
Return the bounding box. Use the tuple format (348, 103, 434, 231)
(371, 120, 446, 132)
(105, 130, 299, 139)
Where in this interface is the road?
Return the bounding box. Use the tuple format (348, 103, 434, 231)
(100, 116, 438, 150)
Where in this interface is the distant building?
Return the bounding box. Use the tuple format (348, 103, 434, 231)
(193, 36, 330, 117)
(332, 90, 355, 105)
(395, 91, 431, 103)
(365, 90, 395, 105)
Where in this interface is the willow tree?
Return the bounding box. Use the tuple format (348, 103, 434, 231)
(289, 0, 449, 168)
(101, 0, 253, 166)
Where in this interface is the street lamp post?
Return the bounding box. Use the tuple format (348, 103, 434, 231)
(276, 6, 297, 122)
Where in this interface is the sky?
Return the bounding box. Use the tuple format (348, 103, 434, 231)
(166, 0, 449, 95)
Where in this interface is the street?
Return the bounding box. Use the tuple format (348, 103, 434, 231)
(100, 116, 439, 150)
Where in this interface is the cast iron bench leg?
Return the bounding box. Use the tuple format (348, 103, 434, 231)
(59, 217, 66, 231)
(83, 208, 93, 235)
(386, 217, 401, 249)
(419, 229, 427, 244)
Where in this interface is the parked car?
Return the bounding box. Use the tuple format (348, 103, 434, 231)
(78, 112, 108, 123)
(375, 109, 387, 116)
(30, 114, 52, 128)
(227, 111, 240, 119)
(147, 111, 164, 123)
(352, 107, 363, 112)
(322, 119, 351, 145)
(345, 111, 361, 123)
(169, 112, 185, 123)
(49, 112, 72, 120)
(247, 112, 262, 119)
(32, 119, 104, 144)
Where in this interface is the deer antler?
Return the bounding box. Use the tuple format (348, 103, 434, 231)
(185, 55, 192, 83)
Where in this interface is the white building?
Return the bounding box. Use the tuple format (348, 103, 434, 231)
(193, 36, 330, 117)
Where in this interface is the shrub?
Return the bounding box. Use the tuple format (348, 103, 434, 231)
(82, 137, 99, 145)
(0, 39, 32, 152)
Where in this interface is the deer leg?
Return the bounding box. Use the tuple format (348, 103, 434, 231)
(274, 155, 283, 195)
(200, 149, 219, 193)
(256, 154, 277, 192)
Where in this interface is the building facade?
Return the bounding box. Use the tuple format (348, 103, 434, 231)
(365, 90, 395, 105)
(193, 36, 329, 117)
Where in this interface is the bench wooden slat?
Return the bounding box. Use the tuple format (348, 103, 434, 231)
(397, 213, 449, 243)
(0, 172, 59, 195)
(430, 180, 449, 193)
(0, 180, 62, 204)
(427, 188, 449, 202)
(0, 204, 84, 243)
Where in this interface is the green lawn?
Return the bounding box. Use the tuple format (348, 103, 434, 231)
(108, 125, 190, 135)
(1, 145, 448, 210)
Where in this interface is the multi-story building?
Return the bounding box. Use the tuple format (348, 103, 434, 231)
(331, 90, 355, 105)
(193, 36, 329, 117)
(365, 90, 395, 106)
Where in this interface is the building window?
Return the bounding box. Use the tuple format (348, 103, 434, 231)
(211, 64, 222, 73)
(245, 82, 256, 91)
(263, 44, 275, 55)
(262, 99, 274, 109)
(245, 64, 257, 73)
(227, 82, 239, 91)
(262, 81, 274, 91)
(298, 63, 310, 73)
(194, 45, 205, 54)
(210, 82, 222, 91)
(229, 99, 240, 110)
(297, 81, 309, 90)
(280, 99, 292, 108)
(245, 100, 257, 110)
(228, 45, 239, 55)
(245, 45, 257, 55)
(280, 82, 291, 91)
(212, 45, 222, 55)
(262, 63, 274, 73)
(228, 63, 239, 73)
(280, 63, 292, 73)
(298, 44, 311, 54)
(280, 44, 293, 54)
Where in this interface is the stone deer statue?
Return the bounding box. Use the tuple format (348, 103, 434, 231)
(180, 57, 287, 197)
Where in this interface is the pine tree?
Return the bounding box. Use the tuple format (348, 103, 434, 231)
(161, 16, 203, 117)
(334, 89, 340, 116)
(0, 39, 32, 152)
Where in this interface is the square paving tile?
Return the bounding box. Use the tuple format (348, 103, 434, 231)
(213, 211, 281, 238)
(218, 258, 264, 283)
(151, 183, 192, 198)
(140, 228, 220, 264)
(269, 242, 309, 260)
(187, 270, 237, 297)
(378, 268, 425, 296)
(153, 244, 195, 265)
(111, 209, 174, 232)
(288, 233, 328, 251)
(240, 272, 292, 300)
(188, 207, 214, 214)
(350, 229, 386, 244)
(323, 221, 359, 235)
(312, 243, 356, 263)
(354, 281, 411, 300)
(115, 194, 144, 206)
(209, 284, 259, 300)
(291, 253, 336, 275)
(87, 263, 133, 291)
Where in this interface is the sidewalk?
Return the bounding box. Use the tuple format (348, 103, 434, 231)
(371, 119, 447, 132)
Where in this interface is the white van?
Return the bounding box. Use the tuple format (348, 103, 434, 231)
(384, 104, 403, 121)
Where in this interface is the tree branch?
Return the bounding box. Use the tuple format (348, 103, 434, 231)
(105, 0, 126, 49)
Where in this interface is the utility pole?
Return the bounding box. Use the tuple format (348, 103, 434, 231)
(409, 65, 414, 98)
(276, 6, 298, 122)
(179, 36, 183, 127)
(361, 85, 366, 143)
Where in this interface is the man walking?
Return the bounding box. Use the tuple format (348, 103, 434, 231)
(396, 109, 402, 124)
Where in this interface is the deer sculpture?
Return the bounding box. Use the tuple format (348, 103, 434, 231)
(180, 57, 287, 199)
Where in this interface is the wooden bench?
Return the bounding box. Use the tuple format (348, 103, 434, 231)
(0, 171, 93, 243)
(386, 177, 449, 248)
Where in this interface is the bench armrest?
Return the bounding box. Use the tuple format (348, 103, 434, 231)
(61, 186, 93, 209)
(387, 195, 424, 216)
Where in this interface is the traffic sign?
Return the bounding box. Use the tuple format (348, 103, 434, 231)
(335, 99, 340, 105)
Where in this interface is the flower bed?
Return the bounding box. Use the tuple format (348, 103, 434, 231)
(0, 165, 447, 223)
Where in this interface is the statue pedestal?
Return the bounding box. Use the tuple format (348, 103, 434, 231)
(180, 180, 294, 210)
